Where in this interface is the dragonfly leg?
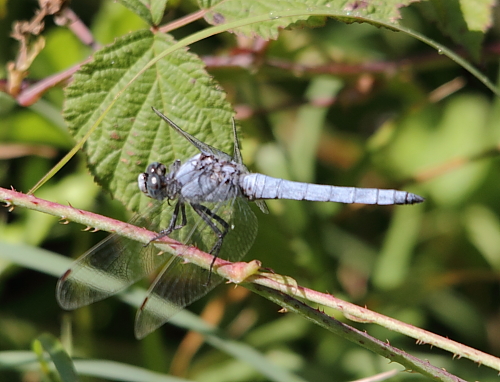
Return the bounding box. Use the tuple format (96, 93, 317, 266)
(191, 203, 229, 285)
(149, 201, 187, 244)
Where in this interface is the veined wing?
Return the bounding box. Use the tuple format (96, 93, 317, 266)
(151, 107, 232, 163)
(56, 208, 171, 310)
(134, 195, 257, 339)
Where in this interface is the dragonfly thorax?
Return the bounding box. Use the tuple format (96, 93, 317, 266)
(174, 153, 245, 204)
(139, 153, 246, 205)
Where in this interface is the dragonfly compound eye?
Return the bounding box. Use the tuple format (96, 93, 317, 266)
(143, 173, 167, 200)
(146, 162, 167, 176)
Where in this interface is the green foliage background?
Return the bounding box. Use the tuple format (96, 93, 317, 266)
(0, 0, 500, 381)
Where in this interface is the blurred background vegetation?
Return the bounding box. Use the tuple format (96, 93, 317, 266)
(0, 0, 500, 381)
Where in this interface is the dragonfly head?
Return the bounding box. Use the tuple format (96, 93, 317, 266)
(138, 161, 180, 202)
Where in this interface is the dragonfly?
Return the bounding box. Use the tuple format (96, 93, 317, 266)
(57, 107, 424, 339)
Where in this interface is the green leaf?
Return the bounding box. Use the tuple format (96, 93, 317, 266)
(288, 76, 343, 183)
(373, 203, 424, 290)
(460, 0, 495, 32)
(73, 359, 192, 381)
(418, 0, 495, 60)
(150, 0, 169, 25)
(63, 30, 234, 213)
(118, 0, 168, 25)
(34, 334, 78, 382)
(200, 0, 420, 39)
(0, 351, 190, 381)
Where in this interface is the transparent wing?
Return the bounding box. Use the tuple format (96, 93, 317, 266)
(134, 196, 257, 339)
(56, 208, 171, 310)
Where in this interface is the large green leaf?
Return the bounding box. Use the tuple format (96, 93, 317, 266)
(63, 30, 234, 212)
(200, 0, 421, 39)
